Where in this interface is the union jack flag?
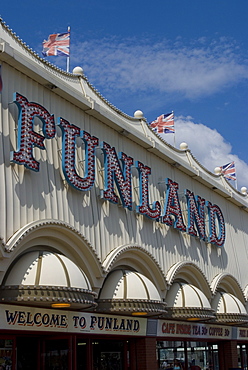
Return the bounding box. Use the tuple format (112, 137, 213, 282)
(220, 161, 236, 181)
(42, 31, 70, 57)
(149, 113, 174, 134)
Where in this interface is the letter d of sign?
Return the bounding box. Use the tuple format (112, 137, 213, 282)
(11, 93, 56, 171)
(206, 201, 225, 247)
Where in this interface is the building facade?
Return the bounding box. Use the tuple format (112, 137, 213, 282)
(0, 18, 248, 370)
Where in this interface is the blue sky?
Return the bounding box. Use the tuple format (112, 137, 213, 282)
(1, 1, 248, 188)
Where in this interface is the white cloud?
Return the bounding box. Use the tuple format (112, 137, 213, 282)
(71, 36, 248, 99)
(163, 116, 248, 189)
(68, 36, 248, 189)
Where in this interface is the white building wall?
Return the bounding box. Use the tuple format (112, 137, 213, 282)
(0, 23, 248, 295)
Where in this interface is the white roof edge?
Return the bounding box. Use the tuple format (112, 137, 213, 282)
(0, 18, 247, 209)
(0, 18, 138, 122)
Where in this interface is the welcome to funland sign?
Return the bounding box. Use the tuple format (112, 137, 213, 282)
(10, 92, 225, 247)
(0, 304, 146, 336)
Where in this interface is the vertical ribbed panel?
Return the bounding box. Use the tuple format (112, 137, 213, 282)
(2, 61, 248, 292)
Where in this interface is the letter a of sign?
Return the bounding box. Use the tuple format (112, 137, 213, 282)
(185, 189, 206, 240)
(11, 93, 56, 171)
(161, 178, 186, 231)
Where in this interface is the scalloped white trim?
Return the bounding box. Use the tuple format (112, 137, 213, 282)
(211, 272, 246, 301)
(166, 261, 211, 290)
(5, 218, 103, 268)
(102, 243, 166, 278)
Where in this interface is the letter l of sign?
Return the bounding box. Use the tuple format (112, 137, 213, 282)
(136, 161, 161, 219)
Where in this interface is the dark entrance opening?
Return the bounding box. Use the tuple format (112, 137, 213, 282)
(16, 336, 39, 370)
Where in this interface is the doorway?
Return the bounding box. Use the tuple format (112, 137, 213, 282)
(42, 337, 70, 370)
(16, 336, 39, 370)
(92, 339, 124, 370)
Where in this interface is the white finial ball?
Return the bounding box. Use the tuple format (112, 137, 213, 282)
(180, 142, 188, 150)
(134, 110, 144, 118)
(72, 66, 84, 76)
(214, 166, 222, 175)
(241, 186, 247, 195)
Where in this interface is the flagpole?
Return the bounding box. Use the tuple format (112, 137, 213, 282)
(67, 26, 70, 73)
(172, 110, 176, 147)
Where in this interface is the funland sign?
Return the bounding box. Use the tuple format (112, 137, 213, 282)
(10, 93, 225, 247)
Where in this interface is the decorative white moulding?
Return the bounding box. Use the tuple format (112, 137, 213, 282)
(214, 166, 222, 175)
(180, 142, 188, 150)
(241, 186, 247, 195)
(72, 66, 84, 76)
(134, 110, 144, 118)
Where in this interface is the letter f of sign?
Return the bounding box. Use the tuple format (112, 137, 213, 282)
(11, 93, 56, 171)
